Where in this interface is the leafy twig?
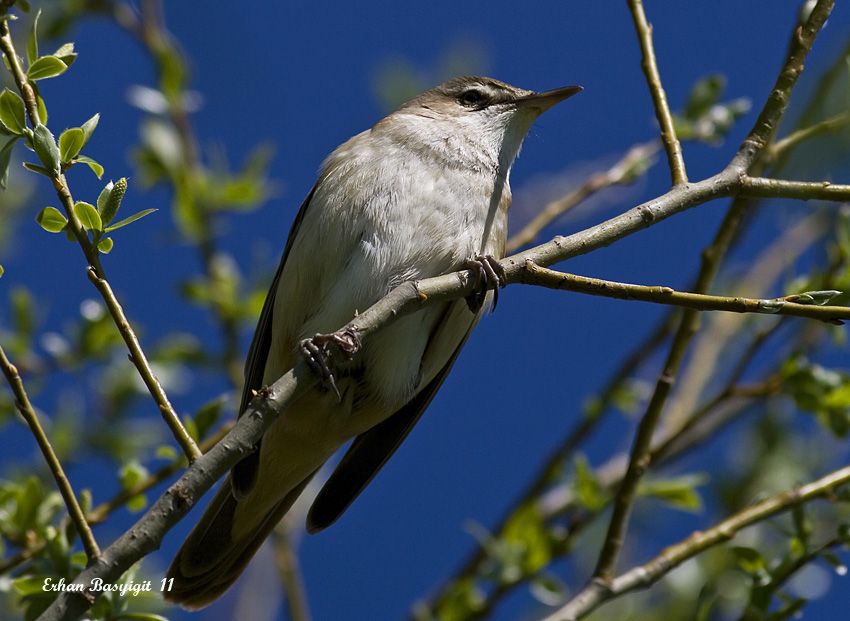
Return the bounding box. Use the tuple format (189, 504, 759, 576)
(0, 10, 201, 462)
(584, 0, 835, 589)
(0, 343, 100, 561)
(541, 462, 850, 621)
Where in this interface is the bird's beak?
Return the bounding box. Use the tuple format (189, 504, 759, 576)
(515, 85, 583, 113)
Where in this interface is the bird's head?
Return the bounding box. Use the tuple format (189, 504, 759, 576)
(383, 76, 582, 175)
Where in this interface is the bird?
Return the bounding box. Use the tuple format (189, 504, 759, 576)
(164, 76, 581, 608)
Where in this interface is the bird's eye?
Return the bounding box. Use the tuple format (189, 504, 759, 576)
(458, 89, 488, 108)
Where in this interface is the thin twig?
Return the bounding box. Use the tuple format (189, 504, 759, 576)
(117, 1, 243, 387)
(420, 311, 674, 616)
(767, 112, 850, 161)
(0, 344, 100, 561)
(506, 140, 660, 252)
(542, 462, 850, 621)
(0, 546, 37, 574)
(272, 526, 313, 621)
(739, 176, 850, 201)
(583, 0, 835, 588)
(87, 421, 233, 525)
(626, 0, 687, 185)
(0, 14, 201, 462)
(732, 0, 834, 171)
(521, 262, 848, 323)
(592, 200, 749, 584)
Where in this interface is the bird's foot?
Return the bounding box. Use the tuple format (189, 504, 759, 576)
(464, 254, 506, 313)
(299, 328, 362, 400)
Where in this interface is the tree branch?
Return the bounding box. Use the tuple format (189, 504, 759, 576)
(577, 0, 834, 590)
(0, 12, 200, 462)
(0, 344, 101, 561)
(731, 0, 834, 170)
(521, 261, 847, 323)
(766, 111, 850, 161)
(739, 176, 850, 201)
(506, 140, 659, 252)
(541, 462, 850, 621)
(626, 0, 687, 185)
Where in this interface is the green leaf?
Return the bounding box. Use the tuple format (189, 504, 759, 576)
(105, 209, 156, 233)
(194, 397, 225, 439)
(0, 137, 18, 189)
(183, 415, 200, 442)
(58, 127, 84, 163)
(53, 42, 77, 68)
(637, 474, 707, 512)
(126, 494, 147, 513)
(0, 264, 4, 278)
(785, 289, 842, 306)
(118, 460, 148, 491)
(73, 201, 102, 232)
(0, 89, 26, 135)
(97, 237, 113, 254)
(573, 454, 606, 511)
(32, 124, 60, 175)
(97, 180, 114, 213)
(501, 504, 553, 575)
(80, 112, 99, 145)
(35, 206, 67, 233)
(22, 161, 50, 176)
(114, 614, 170, 621)
(27, 56, 68, 81)
(74, 154, 103, 179)
(684, 74, 725, 120)
(27, 9, 40, 67)
(155, 445, 178, 460)
(34, 89, 47, 124)
(101, 176, 127, 224)
(12, 575, 47, 596)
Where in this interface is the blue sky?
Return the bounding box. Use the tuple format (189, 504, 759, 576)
(3, 1, 850, 620)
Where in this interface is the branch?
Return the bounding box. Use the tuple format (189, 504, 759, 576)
(116, 0, 243, 386)
(272, 526, 312, 621)
(0, 14, 200, 462)
(420, 310, 674, 615)
(505, 140, 659, 252)
(583, 0, 835, 588)
(626, 0, 687, 185)
(87, 421, 234, 525)
(521, 261, 848, 323)
(731, 0, 834, 170)
(739, 176, 850, 201)
(541, 462, 850, 621)
(766, 112, 850, 161)
(0, 344, 100, 561)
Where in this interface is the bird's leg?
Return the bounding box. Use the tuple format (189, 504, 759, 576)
(464, 254, 507, 313)
(299, 327, 362, 400)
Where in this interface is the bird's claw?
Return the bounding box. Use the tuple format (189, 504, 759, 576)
(299, 328, 361, 400)
(465, 254, 506, 313)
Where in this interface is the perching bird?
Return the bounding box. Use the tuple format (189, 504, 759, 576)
(165, 76, 581, 608)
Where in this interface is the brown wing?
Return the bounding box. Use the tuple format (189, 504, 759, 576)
(306, 306, 476, 533)
(231, 183, 319, 498)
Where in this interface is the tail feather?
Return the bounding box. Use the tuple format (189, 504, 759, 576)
(164, 476, 313, 609)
